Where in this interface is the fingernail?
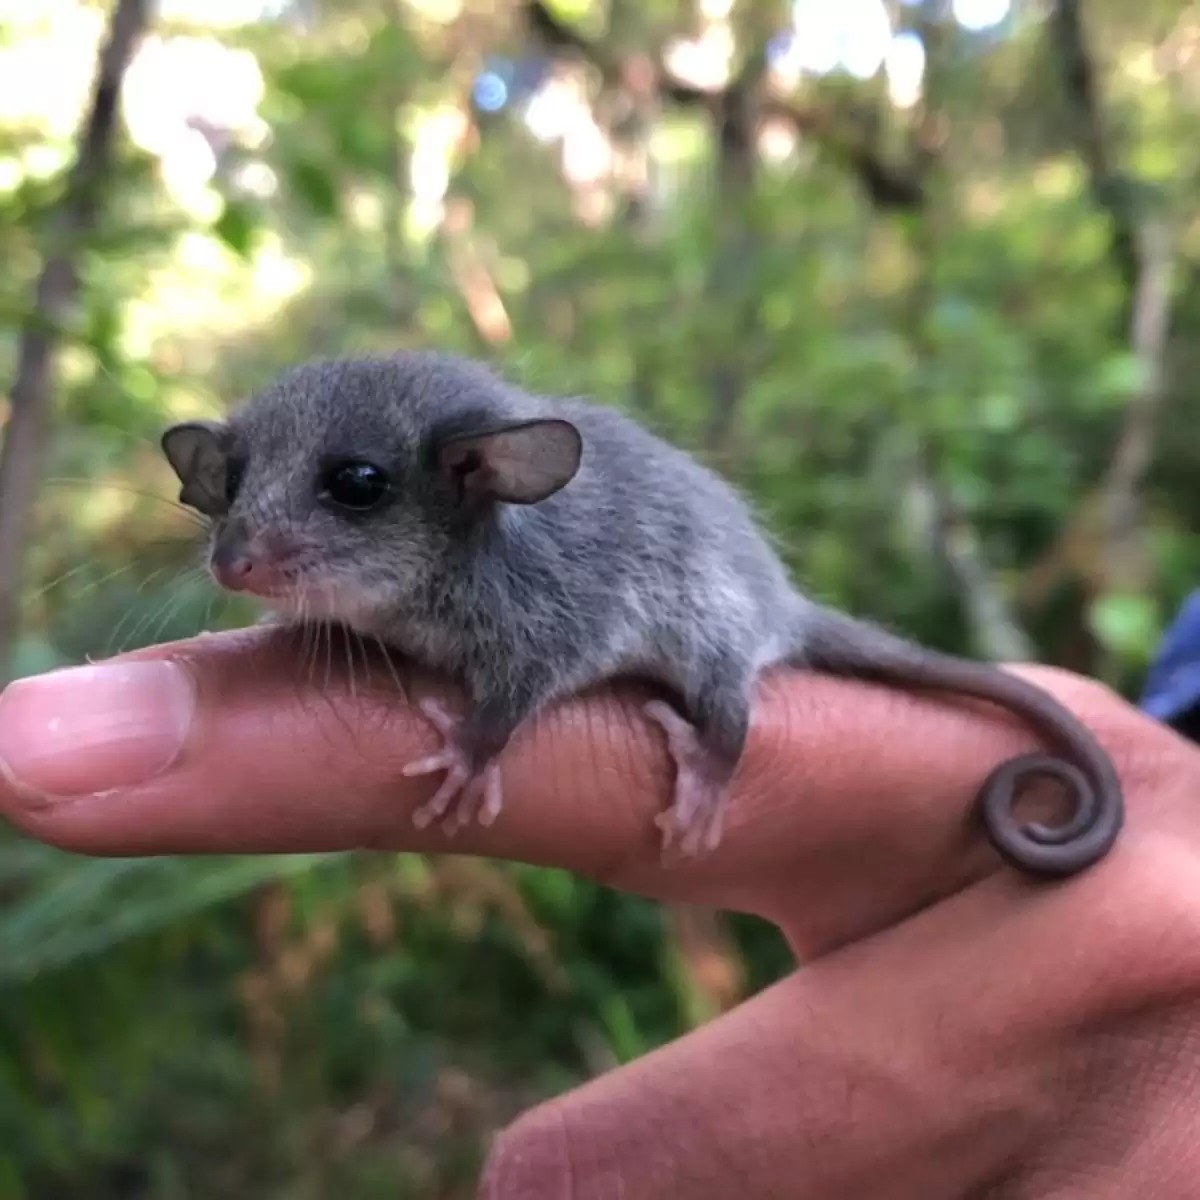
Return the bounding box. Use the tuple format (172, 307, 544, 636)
(0, 661, 195, 800)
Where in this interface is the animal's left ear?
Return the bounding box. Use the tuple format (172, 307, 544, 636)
(161, 420, 233, 516)
(438, 418, 582, 505)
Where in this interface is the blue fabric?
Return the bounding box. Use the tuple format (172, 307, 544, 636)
(1139, 590, 1200, 723)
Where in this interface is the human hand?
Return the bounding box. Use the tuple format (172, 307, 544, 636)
(1, 626, 1196, 1198)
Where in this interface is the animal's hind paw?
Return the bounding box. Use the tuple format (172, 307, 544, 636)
(643, 700, 734, 859)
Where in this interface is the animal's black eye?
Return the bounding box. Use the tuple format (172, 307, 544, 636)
(224, 458, 245, 506)
(318, 461, 391, 512)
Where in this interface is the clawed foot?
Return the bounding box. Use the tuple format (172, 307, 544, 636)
(403, 698, 503, 835)
(644, 701, 733, 859)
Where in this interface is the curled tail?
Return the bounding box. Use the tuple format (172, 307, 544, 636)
(793, 604, 1123, 878)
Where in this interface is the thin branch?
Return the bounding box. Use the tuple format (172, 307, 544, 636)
(1049, 0, 1140, 294)
(1106, 219, 1173, 501)
(524, 0, 927, 212)
(1019, 228, 1175, 617)
(1095, 218, 1174, 605)
(701, 48, 767, 456)
(761, 99, 927, 210)
(1019, 10, 1175, 619)
(895, 16, 1033, 661)
(909, 466, 1036, 662)
(0, 0, 150, 681)
(525, 0, 619, 84)
(383, 0, 412, 318)
(441, 198, 513, 347)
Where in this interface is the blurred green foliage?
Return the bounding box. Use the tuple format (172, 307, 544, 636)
(1, 0, 1199, 1194)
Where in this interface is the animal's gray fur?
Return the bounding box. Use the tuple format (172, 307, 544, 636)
(218, 352, 810, 759)
(163, 350, 1124, 874)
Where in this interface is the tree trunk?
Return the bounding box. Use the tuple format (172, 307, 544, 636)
(0, 0, 149, 682)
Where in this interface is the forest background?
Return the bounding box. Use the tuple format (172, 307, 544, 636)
(1, 0, 1196, 1195)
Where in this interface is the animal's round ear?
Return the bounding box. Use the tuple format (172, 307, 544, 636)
(161, 420, 233, 516)
(437, 418, 582, 505)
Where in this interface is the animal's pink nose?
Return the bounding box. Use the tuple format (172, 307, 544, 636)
(210, 532, 296, 595)
(212, 554, 257, 592)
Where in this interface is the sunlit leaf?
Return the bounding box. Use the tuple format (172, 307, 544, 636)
(1088, 591, 1160, 660)
(212, 198, 260, 259)
(1093, 351, 1147, 398)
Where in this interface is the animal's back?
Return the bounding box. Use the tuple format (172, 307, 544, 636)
(540, 396, 802, 682)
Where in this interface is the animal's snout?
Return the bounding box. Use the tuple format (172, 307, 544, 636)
(212, 550, 256, 591)
(210, 523, 301, 596)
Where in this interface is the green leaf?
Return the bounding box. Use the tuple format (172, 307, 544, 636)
(285, 154, 339, 217)
(335, 112, 392, 176)
(1088, 592, 1160, 660)
(212, 198, 260, 259)
(274, 61, 347, 106)
(1093, 352, 1147, 398)
(0, 854, 335, 984)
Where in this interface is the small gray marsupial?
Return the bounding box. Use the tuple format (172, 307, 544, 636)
(161, 351, 1122, 876)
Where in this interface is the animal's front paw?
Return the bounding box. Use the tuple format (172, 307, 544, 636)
(643, 700, 734, 859)
(403, 698, 503, 834)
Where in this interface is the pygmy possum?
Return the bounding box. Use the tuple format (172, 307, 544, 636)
(161, 351, 1123, 876)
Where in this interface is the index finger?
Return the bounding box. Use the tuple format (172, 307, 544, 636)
(0, 626, 1155, 950)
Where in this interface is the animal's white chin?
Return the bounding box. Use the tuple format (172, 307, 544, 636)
(262, 581, 380, 633)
